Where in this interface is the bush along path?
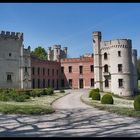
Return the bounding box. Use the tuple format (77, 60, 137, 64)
(81, 89, 140, 118)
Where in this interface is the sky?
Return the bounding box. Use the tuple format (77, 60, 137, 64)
(0, 3, 140, 58)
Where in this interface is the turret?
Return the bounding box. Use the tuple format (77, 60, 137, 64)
(63, 47, 67, 58)
(92, 31, 102, 90)
(47, 47, 52, 61)
(53, 45, 61, 61)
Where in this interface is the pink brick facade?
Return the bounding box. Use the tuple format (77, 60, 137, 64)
(31, 55, 94, 89)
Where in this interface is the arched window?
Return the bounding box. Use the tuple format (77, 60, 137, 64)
(104, 65, 108, 72)
(104, 52, 107, 60)
(105, 79, 109, 87)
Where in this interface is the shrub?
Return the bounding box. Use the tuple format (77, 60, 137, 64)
(14, 95, 27, 102)
(92, 91, 100, 100)
(60, 89, 65, 93)
(93, 88, 100, 93)
(89, 90, 94, 98)
(46, 88, 54, 95)
(101, 93, 114, 104)
(134, 95, 140, 111)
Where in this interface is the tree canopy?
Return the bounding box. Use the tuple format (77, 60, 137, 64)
(31, 46, 48, 60)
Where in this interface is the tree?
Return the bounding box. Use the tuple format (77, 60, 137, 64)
(31, 46, 48, 60)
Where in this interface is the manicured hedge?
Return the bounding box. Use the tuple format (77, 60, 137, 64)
(92, 92, 100, 100)
(101, 93, 114, 104)
(89, 88, 100, 98)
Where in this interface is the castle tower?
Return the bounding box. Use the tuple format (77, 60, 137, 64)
(109, 39, 133, 96)
(92, 31, 103, 90)
(132, 49, 138, 92)
(63, 47, 68, 58)
(53, 45, 61, 61)
(47, 47, 52, 61)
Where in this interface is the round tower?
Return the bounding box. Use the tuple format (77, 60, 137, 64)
(132, 49, 138, 92)
(109, 39, 133, 96)
(92, 31, 103, 90)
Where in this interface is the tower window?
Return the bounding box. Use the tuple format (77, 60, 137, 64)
(105, 79, 109, 87)
(118, 64, 122, 72)
(104, 65, 108, 72)
(118, 79, 123, 88)
(90, 65, 94, 72)
(7, 74, 12, 81)
(104, 52, 108, 60)
(9, 53, 12, 57)
(118, 51, 121, 57)
(25, 67, 27, 72)
(69, 66, 72, 73)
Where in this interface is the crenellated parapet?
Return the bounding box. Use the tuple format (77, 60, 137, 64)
(0, 30, 23, 40)
(101, 39, 132, 50)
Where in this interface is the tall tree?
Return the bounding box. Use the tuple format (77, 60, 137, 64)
(31, 46, 48, 60)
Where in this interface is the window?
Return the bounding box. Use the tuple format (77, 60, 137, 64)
(90, 65, 94, 72)
(7, 74, 12, 81)
(43, 79, 45, 88)
(61, 79, 65, 88)
(38, 67, 40, 75)
(118, 51, 121, 57)
(91, 78, 94, 87)
(104, 65, 108, 72)
(104, 52, 108, 60)
(69, 66, 72, 73)
(79, 66, 83, 74)
(32, 79, 35, 89)
(61, 67, 64, 74)
(25, 67, 27, 73)
(118, 79, 123, 88)
(105, 79, 109, 87)
(48, 69, 50, 76)
(9, 53, 11, 57)
(118, 64, 122, 72)
(48, 79, 50, 87)
(38, 79, 40, 88)
(32, 67, 35, 75)
(69, 79, 72, 88)
(43, 68, 45, 75)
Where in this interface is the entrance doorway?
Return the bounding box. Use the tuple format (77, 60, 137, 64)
(79, 79, 83, 88)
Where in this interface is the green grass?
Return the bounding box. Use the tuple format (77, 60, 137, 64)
(0, 92, 65, 115)
(81, 92, 140, 118)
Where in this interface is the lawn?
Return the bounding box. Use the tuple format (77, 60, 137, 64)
(81, 91, 140, 118)
(0, 92, 66, 115)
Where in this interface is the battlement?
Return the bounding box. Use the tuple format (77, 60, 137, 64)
(53, 45, 61, 49)
(0, 30, 23, 40)
(101, 39, 132, 49)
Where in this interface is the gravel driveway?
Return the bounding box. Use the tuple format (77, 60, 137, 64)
(0, 89, 140, 137)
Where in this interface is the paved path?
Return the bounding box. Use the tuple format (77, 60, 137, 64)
(0, 89, 140, 137)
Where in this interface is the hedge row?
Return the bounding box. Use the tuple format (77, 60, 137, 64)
(0, 88, 54, 102)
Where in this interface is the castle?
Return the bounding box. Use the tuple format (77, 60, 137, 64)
(0, 30, 138, 97)
(93, 32, 137, 96)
